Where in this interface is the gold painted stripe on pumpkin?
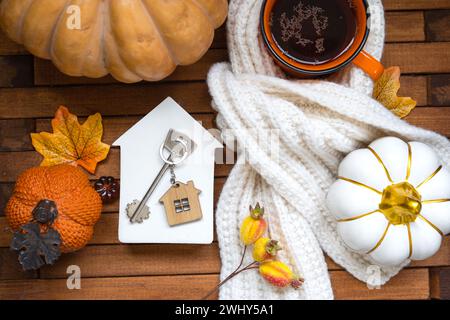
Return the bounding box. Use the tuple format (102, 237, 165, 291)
(406, 142, 412, 181)
(337, 210, 380, 222)
(422, 198, 450, 204)
(337, 176, 383, 195)
(368, 147, 393, 183)
(407, 223, 413, 259)
(418, 214, 444, 237)
(416, 165, 442, 189)
(367, 222, 391, 254)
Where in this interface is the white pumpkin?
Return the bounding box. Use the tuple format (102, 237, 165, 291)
(327, 137, 450, 266)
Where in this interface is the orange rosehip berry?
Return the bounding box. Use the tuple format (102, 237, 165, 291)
(240, 203, 267, 245)
(252, 238, 282, 262)
(259, 261, 304, 289)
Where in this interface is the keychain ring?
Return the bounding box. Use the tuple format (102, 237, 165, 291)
(159, 138, 189, 166)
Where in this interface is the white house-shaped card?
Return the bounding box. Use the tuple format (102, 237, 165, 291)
(113, 97, 222, 244)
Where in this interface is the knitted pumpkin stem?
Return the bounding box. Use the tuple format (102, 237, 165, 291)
(32, 199, 58, 225)
(10, 199, 62, 271)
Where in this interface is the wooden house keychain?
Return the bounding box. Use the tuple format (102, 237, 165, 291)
(126, 129, 203, 226)
(159, 164, 203, 226)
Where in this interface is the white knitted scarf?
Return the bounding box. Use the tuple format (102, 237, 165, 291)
(207, 0, 450, 300)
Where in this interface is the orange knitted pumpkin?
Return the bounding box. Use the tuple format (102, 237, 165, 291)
(6, 164, 102, 253)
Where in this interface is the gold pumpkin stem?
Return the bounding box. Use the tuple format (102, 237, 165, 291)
(368, 147, 394, 184)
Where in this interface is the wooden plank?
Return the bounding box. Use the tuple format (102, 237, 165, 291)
(2, 105, 449, 208)
(384, 0, 450, 10)
(425, 10, 450, 42)
(3, 104, 450, 185)
(0, 183, 13, 214)
(382, 42, 450, 74)
(0, 73, 428, 145)
(2, 212, 447, 270)
(406, 107, 450, 137)
(1, 103, 440, 165)
(34, 49, 228, 86)
(0, 274, 219, 300)
(399, 76, 427, 106)
(430, 267, 450, 299)
(31, 108, 450, 159)
(386, 12, 425, 42)
(0, 119, 34, 151)
(0, 268, 430, 300)
(332, 268, 430, 300)
(429, 74, 450, 106)
(0, 150, 233, 183)
(0, 56, 33, 87)
(35, 114, 216, 145)
(0, 217, 13, 246)
(0, 114, 216, 152)
(0, 72, 428, 152)
(2, 202, 447, 270)
(39, 244, 221, 279)
(0, 152, 58, 183)
(0, 31, 26, 55)
(2, 210, 448, 269)
(214, 25, 227, 49)
(0, 75, 430, 121)
(34, 236, 450, 278)
(0, 249, 37, 280)
(0, 83, 214, 119)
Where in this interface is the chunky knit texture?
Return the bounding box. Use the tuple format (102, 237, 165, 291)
(207, 0, 450, 300)
(6, 164, 102, 252)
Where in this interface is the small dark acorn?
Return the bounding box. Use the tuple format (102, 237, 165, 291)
(94, 176, 120, 202)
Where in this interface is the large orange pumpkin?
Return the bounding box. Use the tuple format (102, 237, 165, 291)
(0, 0, 228, 83)
(6, 164, 102, 252)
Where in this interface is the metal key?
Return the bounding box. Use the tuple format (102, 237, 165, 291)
(127, 129, 196, 223)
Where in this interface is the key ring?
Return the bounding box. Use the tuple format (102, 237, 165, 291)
(159, 138, 189, 166)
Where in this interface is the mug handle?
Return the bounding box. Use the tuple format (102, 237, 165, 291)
(352, 50, 385, 81)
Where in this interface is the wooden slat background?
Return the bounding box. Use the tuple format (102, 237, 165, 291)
(0, 0, 449, 300)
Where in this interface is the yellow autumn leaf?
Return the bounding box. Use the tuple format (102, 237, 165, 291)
(31, 106, 110, 174)
(373, 66, 417, 118)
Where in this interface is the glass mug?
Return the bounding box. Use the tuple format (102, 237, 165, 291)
(260, 0, 384, 80)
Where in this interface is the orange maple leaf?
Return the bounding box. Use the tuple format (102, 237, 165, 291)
(373, 66, 417, 118)
(31, 106, 110, 174)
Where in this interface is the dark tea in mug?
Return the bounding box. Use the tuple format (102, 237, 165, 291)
(269, 0, 358, 65)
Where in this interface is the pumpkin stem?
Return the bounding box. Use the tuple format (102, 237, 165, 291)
(32, 199, 58, 225)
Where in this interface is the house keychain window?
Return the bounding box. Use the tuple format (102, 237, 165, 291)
(160, 181, 203, 226)
(174, 198, 191, 213)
